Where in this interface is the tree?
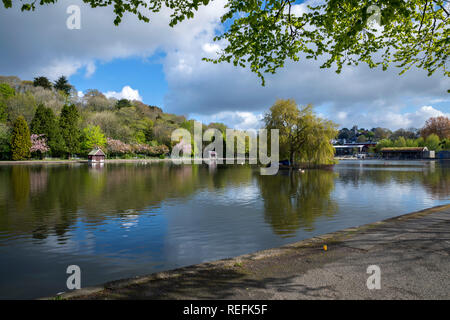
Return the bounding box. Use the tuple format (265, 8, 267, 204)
(10, 116, 31, 160)
(372, 127, 391, 141)
(424, 133, 441, 151)
(393, 136, 407, 147)
(338, 128, 351, 141)
(391, 128, 418, 140)
(116, 98, 132, 110)
(0, 123, 11, 159)
(59, 104, 80, 157)
(81, 125, 107, 152)
(406, 138, 419, 147)
(30, 134, 50, 159)
(9, 1, 448, 85)
(263, 99, 338, 165)
(31, 104, 65, 155)
(357, 135, 367, 143)
(375, 138, 393, 152)
(0, 101, 7, 123)
(3, 90, 36, 123)
(33, 77, 52, 90)
(83, 89, 114, 111)
(54, 76, 72, 96)
(106, 138, 132, 156)
(421, 116, 450, 139)
(0, 83, 15, 99)
(439, 139, 450, 151)
(30, 104, 46, 132)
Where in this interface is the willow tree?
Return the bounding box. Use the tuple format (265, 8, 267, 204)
(263, 99, 338, 165)
(7, 1, 448, 85)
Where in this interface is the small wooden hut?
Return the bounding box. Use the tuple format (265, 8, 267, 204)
(88, 148, 106, 163)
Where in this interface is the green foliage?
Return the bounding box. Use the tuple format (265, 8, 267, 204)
(4, 91, 36, 123)
(206, 0, 450, 85)
(416, 137, 425, 147)
(375, 138, 393, 152)
(10, 116, 31, 160)
(406, 138, 418, 147)
(115, 98, 132, 110)
(0, 123, 11, 159)
(83, 89, 113, 112)
(0, 101, 7, 123)
(424, 133, 441, 151)
(134, 130, 147, 144)
(356, 135, 367, 143)
(0, 83, 15, 99)
(33, 77, 52, 90)
(31, 104, 65, 155)
(54, 76, 72, 96)
(372, 127, 392, 140)
(59, 104, 80, 156)
(375, 134, 445, 152)
(439, 139, 450, 151)
(12, 0, 212, 26)
(81, 125, 107, 152)
(143, 119, 154, 142)
(393, 136, 407, 147)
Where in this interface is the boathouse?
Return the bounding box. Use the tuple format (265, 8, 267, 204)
(88, 148, 106, 163)
(380, 147, 434, 160)
(334, 145, 365, 156)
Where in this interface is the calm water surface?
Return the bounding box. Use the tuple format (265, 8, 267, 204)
(0, 160, 448, 299)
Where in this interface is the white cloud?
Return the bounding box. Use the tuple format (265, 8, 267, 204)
(35, 59, 83, 81)
(0, 0, 228, 80)
(0, 0, 449, 131)
(338, 105, 450, 130)
(202, 43, 221, 54)
(337, 112, 347, 121)
(193, 111, 264, 130)
(104, 86, 142, 101)
(85, 61, 96, 78)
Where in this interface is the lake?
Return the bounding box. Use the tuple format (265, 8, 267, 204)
(0, 160, 448, 299)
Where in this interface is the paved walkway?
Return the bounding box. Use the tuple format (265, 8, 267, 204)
(60, 205, 450, 300)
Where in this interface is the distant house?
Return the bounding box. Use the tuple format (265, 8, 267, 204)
(333, 142, 377, 156)
(381, 147, 434, 160)
(88, 148, 106, 163)
(333, 144, 367, 156)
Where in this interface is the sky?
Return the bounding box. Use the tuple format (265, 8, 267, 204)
(0, 0, 448, 131)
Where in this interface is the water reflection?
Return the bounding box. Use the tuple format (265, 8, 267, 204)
(336, 161, 449, 199)
(0, 162, 449, 243)
(257, 170, 338, 236)
(0, 161, 449, 298)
